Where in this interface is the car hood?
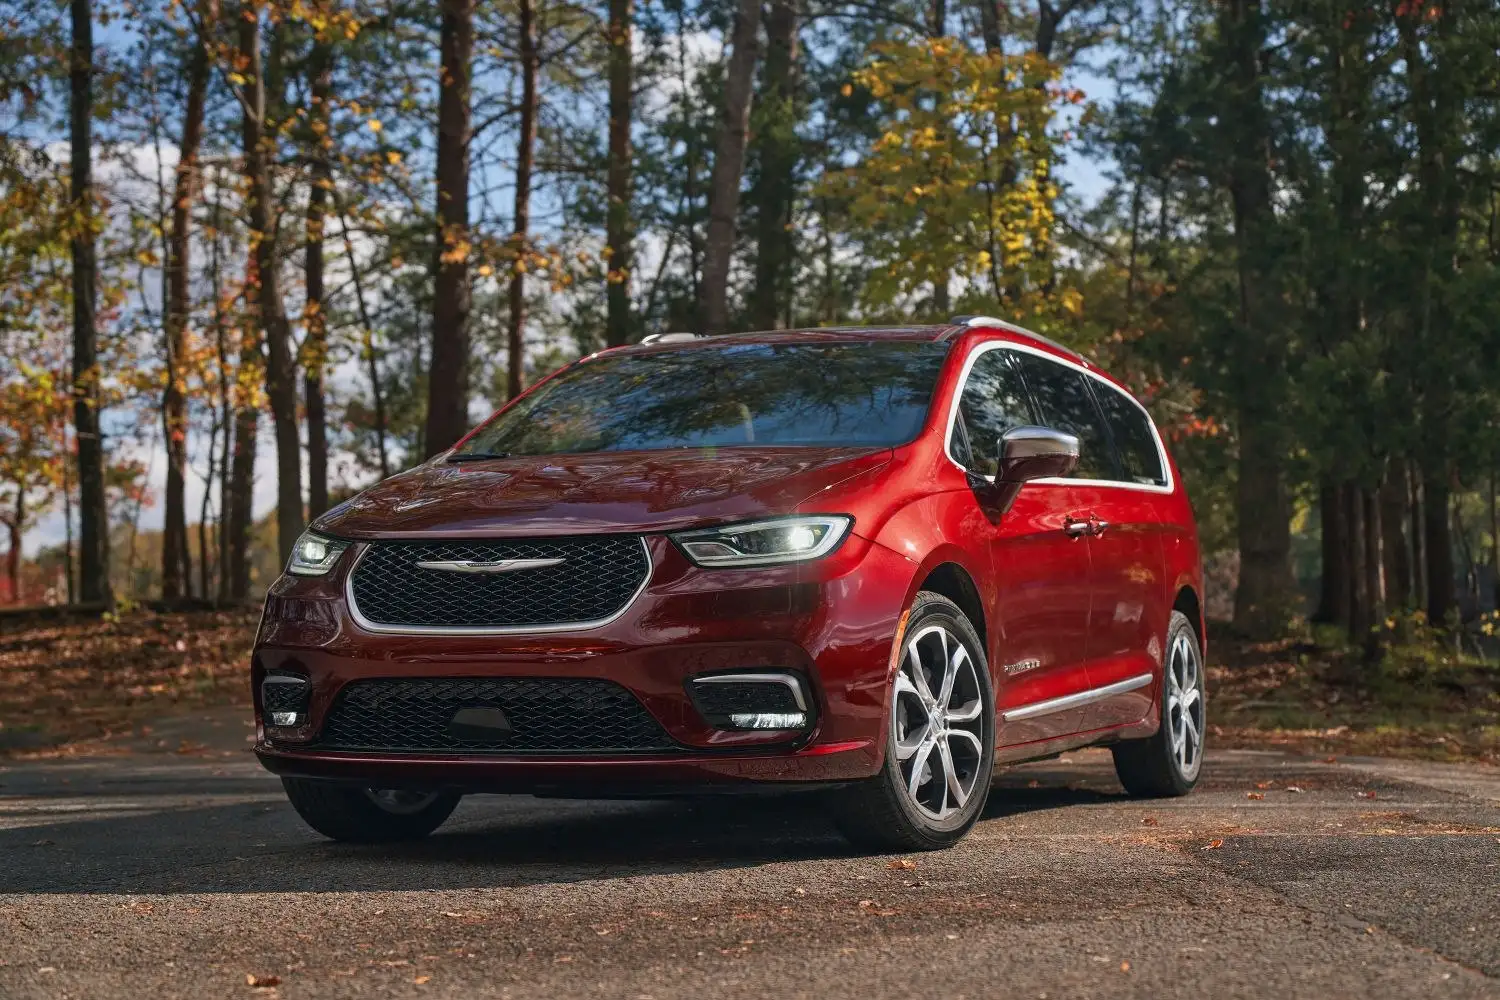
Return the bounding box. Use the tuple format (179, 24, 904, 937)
(312, 447, 892, 539)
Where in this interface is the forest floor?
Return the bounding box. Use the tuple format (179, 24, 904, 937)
(1, 609, 1497, 765)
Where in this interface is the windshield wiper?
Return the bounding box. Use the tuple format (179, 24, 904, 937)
(447, 451, 512, 462)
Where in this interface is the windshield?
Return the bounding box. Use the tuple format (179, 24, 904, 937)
(452, 339, 951, 458)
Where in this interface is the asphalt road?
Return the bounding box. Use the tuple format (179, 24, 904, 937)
(2, 708, 1498, 1000)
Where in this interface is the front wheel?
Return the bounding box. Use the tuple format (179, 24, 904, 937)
(1111, 610, 1205, 797)
(833, 592, 995, 852)
(282, 778, 461, 842)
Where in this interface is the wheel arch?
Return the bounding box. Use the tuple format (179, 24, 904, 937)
(916, 560, 988, 656)
(1172, 583, 1205, 652)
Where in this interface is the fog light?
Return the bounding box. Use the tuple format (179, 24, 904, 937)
(688, 671, 813, 731)
(729, 711, 808, 729)
(262, 672, 310, 730)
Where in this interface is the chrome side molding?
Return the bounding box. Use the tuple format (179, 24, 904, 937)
(1001, 673, 1153, 722)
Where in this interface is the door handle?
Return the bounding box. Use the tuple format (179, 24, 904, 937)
(1091, 518, 1110, 536)
(1064, 517, 1091, 537)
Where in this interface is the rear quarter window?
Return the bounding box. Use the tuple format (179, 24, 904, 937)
(1096, 387, 1168, 486)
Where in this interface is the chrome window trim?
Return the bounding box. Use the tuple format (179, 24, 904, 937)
(1001, 672, 1154, 722)
(344, 536, 654, 636)
(941, 338, 1175, 495)
(690, 672, 809, 712)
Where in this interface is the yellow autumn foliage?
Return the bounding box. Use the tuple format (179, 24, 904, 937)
(821, 38, 1074, 322)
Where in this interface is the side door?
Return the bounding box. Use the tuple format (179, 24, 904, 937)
(1007, 351, 1150, 735)
(948, 346, 1094, 747)
(1082, 384, 1173, 730)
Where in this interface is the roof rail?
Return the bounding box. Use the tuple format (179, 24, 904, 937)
(639, 332, 704, 345)
(944, 314, 1084, 361)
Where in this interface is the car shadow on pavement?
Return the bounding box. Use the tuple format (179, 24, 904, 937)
(2, 767, 1131, 896)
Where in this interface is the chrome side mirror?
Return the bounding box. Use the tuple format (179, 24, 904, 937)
(998, 425, 1079, 483)
(972, 425, 1079, 515)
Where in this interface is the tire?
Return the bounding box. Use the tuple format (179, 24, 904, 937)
(833, 591, 996, 852)
(281, 778, 461, 842)
(1111, 610, 1205, 798)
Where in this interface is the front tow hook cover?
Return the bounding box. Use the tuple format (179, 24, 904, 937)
(448, 706, 514, 744)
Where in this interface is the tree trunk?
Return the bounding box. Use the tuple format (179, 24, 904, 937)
(1220, 0, 1294, 636)
(1399, 3, 1460, 626)
(747, 0, 799, 331)
(209, 186, 234, 604)
(697, 0, 762, 335)
(1423, 467, 1454, 625)
(1234, 419, 1295, 634)
(1490, 467, 1499, 610)
(70, 0, 110, 606)
(338, 208, 391, 479)
(1410, 471, 1426, 612)
(62, 434, 74, 604)
(1380, 460, 1410, 608)
(239, 11, 303, 564)
(604, 0, 633, 347)
(6, 494, 23, 604)
(506, 0, 538, 401)
(1344, 482, 1368, 640)
(303, 33, 333, 520)
(160, 16, 209, 601)
(424, 0, 474, 455)
(225, 367, 258, 602)
(1363, 485, 1384, 654)
(977, 0, 1001, 51)
(929, 0, 946, 35)
(1313, 480, 1346, 624)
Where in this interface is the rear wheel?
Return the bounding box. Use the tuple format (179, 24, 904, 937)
(281, 778, 461, 842)
(1111, 610, 1205, 797)
(833, 592, 995, 852)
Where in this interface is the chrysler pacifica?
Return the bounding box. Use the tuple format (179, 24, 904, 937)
(253, 316, 1206, 851)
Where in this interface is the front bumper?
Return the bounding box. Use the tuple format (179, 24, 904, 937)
(252, 533, 913, 791)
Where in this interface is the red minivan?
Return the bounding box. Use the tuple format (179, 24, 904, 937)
(254, 317, 1205, 851)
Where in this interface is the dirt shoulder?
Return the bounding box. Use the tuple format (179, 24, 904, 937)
(1209, 630, 1500, 765)
(0, 608, 258, 757)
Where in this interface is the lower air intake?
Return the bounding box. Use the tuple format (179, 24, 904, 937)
(315, 677, 677, 754)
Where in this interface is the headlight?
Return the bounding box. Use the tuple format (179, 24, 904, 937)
(286, 530, 350, 576)
(671, 515, 852, 567)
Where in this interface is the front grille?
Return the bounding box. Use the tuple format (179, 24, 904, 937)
(315, 677, 677, 754)
(348, 536, 649, 631)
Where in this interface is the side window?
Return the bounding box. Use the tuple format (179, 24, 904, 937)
(1097, 388, 1167, 486)
(951, 349, 1036, 478)
(1011, 354, 1120, 480)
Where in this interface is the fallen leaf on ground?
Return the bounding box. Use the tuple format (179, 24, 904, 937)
(1247, 791, 1265, 800)
(413, 975, 431, 984)
(1202, 839, 1224, 850)
(1286, 785, 1305, 793)
(1121, 961, 1132, 972)
(245, 973, 281, 988)
(1357, 790, 1378, 799)
(1254, 781, 1273, 789)
(887, 858, 917, 870)
(1141, 816, 1158, 826)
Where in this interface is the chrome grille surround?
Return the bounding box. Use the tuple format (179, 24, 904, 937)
(345, 535, 652, 635)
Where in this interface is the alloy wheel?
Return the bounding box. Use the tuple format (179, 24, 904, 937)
(891, 624, 986, 821)
(1166, 630, 1205, 781)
